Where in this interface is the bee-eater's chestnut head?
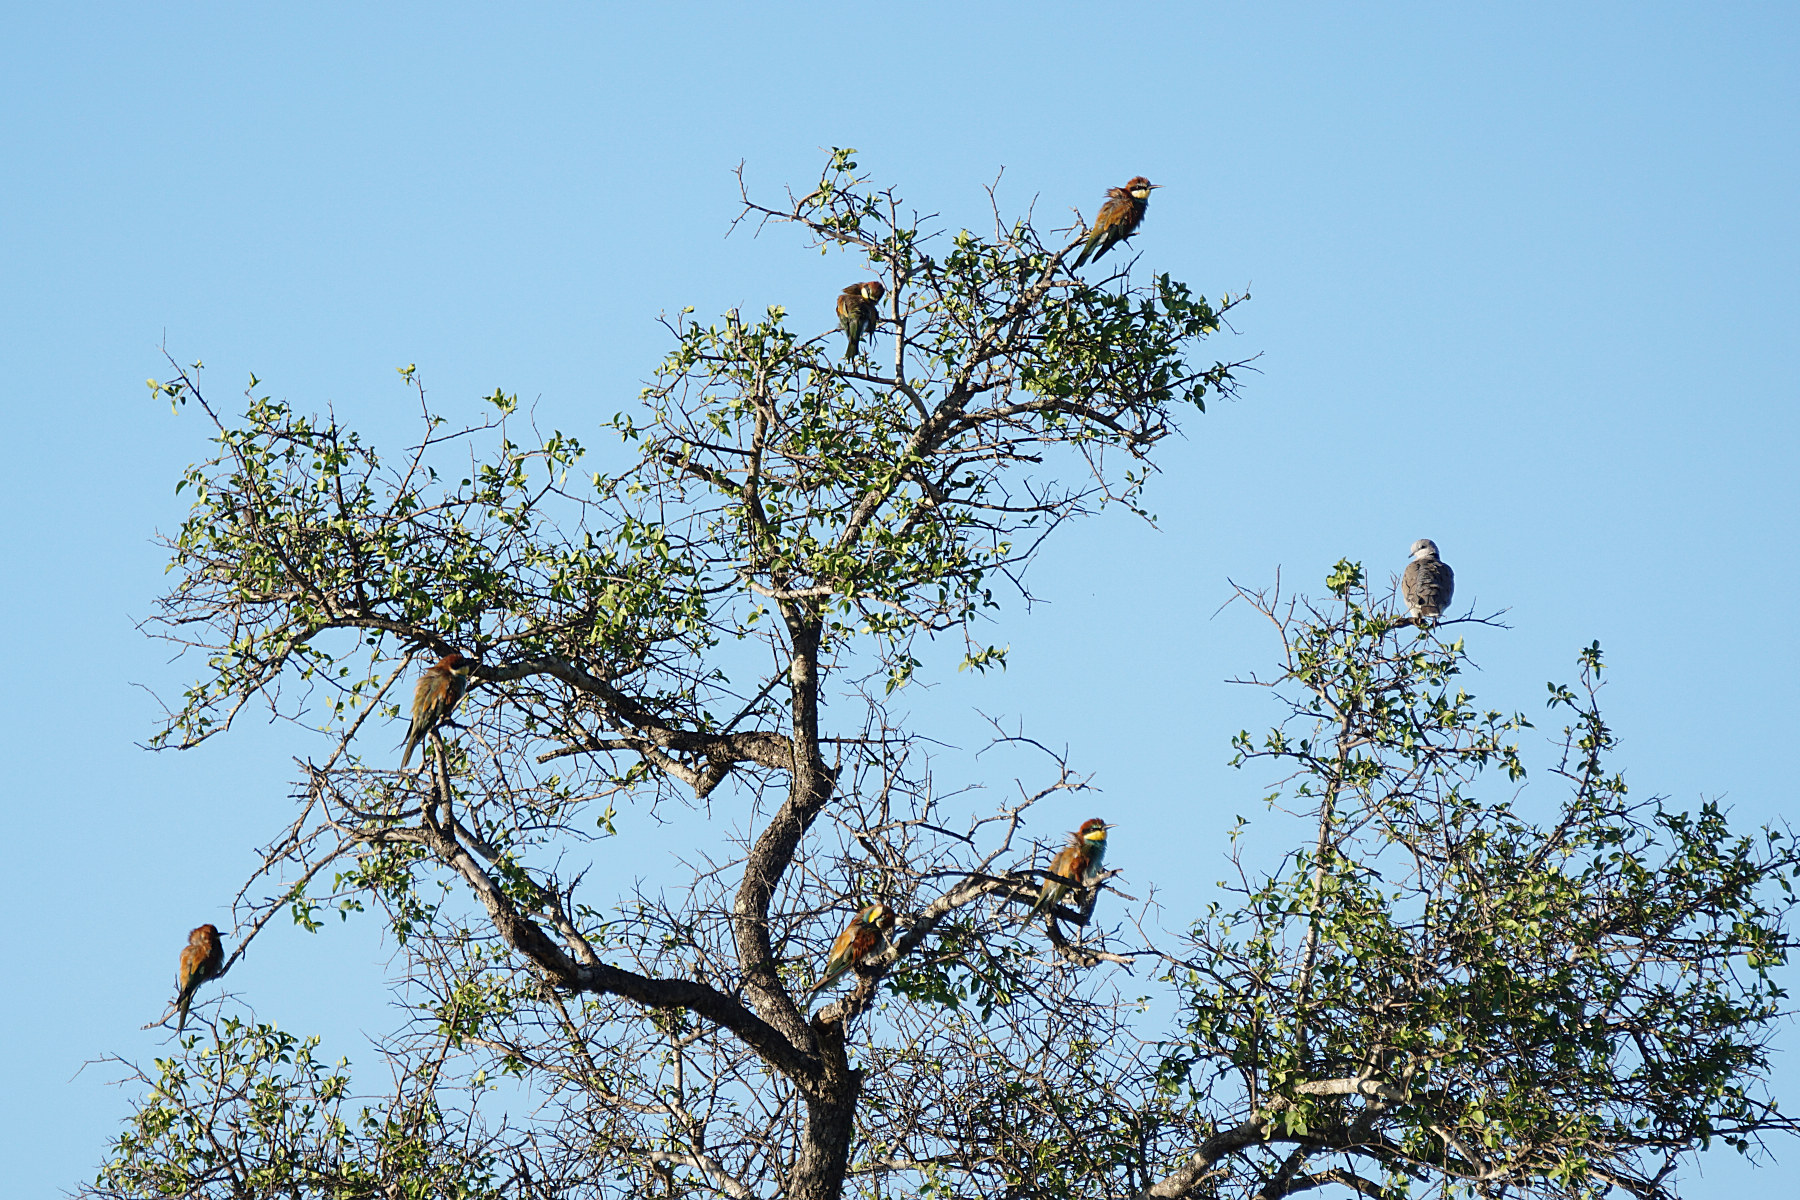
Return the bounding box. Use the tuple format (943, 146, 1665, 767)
(190, 924, 219, 944)
(1077, 818, 1110, 846)
(862, 901, 895, 930)
(858, 280, 885, 302)
(438, 651, 476, 675)
(1123, 177, 1158, 200)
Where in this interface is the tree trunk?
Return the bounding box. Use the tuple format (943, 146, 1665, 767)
(790, 1021, 863, 1200)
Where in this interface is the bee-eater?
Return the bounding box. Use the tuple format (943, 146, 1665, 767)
(400, 651, 477, 769)
(811, 901, 896, 995)
(1031, 818, 1111, 919)
(1071, 177, 1159, 268)
(836, 280, 885, 361)
(174, 924, 225, 1032)
(1401, 539, 1455, 624)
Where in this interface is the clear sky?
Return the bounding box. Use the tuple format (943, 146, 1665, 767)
(2, 4, 1796, 1194)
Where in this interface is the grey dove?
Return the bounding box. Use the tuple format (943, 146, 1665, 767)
(1402, 539, 1454, 622)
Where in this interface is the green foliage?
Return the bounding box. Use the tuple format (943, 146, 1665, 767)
(148, 373, 694, 753)
(1164, 567, 1800, 1198)
(119, 153, 1246, 1200)
(93, 1019, 499, 1200)
(104, 152, 1798, 1200)
(143, 151, 1247, 765)
(883, 915, 1031, 1022)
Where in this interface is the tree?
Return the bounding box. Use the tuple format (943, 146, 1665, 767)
(89, 155, 1796, 1200)
(1150, 569, 1800, 1198)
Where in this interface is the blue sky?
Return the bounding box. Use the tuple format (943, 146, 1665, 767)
(2, 4, 1796, 1194)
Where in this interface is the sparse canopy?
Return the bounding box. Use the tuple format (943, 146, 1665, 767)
(1155, 563, 1800, 1199)
(103, 151, 1246, 1200)
(91, 155, 1798, 1200)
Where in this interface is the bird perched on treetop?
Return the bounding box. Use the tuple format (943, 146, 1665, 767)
(174, 924, 225, 1032)
(1031, 818, 1111, 921)
(1401, 539, 1455, 624)
(400, 651, 477, 769)
(836, 280, 885, 361)
(1072, 177, 1158, 268)
(810, 902, 896, 996)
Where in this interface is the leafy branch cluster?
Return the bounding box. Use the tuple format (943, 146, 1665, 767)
(104, 153, 1245, 1200)
(89, 155, 1799, 1200)
(1150, 568, 1800, 1198)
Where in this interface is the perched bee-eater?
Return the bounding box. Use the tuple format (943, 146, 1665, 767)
(836, 280, 885, 361)
(811, 901, 896, 995)
(1071, 177, 1159, 268)
(174, 924, 225, 1032)
(1031, 818, 1111, 919)
(400, 651, 477, 769)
